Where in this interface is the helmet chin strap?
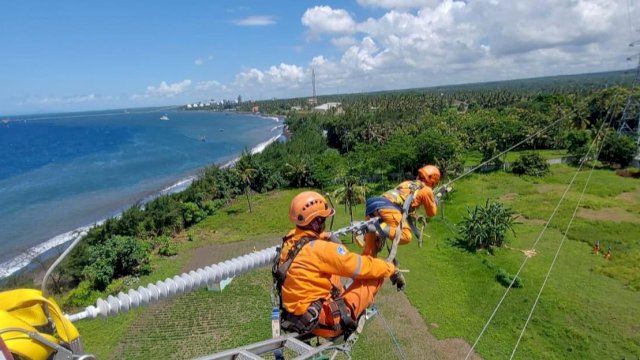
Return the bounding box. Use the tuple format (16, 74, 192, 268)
(302, 217, 326, 233)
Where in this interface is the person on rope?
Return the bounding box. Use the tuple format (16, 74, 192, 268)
(273, 191, 404, 339)
(362, 164, 444, 258)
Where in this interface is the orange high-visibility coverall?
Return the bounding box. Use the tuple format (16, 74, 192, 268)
(363, 180, 437, 256)
(280, 228, 396, 337)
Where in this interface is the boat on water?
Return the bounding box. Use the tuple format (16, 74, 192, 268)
(160, 114, 170, 121)
(219, 128, 224, 132)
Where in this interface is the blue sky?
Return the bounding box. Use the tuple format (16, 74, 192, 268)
(1, 0, 636, 115)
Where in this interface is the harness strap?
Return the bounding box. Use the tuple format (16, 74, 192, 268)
(335, 298, 356, 331)
(273, 236, 315, 290)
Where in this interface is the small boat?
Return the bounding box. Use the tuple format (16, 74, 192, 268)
(160, 114, 170, 121)
(200, 135, 206, 142)
(219, 128, 224, 132)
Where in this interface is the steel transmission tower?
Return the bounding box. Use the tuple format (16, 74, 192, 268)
(309, 67, 318, 106)
(618, 42, 640, 165)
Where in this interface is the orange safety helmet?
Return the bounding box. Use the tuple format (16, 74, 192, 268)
(289, 191, 335, 226)
(417, 165, 441, 187)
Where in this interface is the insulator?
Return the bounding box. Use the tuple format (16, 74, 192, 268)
(67, 245, 278, 322)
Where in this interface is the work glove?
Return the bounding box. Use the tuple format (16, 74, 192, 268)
(390, 270, 406, 292)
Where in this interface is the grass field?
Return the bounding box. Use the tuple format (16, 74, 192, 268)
(462, 149, 569, 166)
(400, 165, 640, 359)
(74, 164, 640, 359)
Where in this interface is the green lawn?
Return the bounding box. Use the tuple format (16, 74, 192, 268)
(75, 165, 640, 359)
(462, 149, 569, 166)
(399, 165, 640, 359)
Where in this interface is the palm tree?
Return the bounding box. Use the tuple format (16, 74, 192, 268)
(285, 157, 311, 187)
(234, 164, 257, 213)
(333, 176, 367, 225)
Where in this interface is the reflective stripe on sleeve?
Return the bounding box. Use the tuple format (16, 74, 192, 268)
(352, 255, 362, 278)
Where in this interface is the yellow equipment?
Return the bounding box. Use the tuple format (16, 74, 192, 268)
(0, 289, 89, 360)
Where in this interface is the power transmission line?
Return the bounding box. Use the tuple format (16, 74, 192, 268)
(463, 101, 619, 359)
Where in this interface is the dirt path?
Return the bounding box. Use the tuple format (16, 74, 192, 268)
(354, 284, 482, 360)
(111, 235, 481, 359)
(184, 235, 280, 271)
(577, 207, 640, 223)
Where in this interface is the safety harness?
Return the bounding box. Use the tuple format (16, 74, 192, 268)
(272, 235, 356, 337)
(366, 180, 425, 241)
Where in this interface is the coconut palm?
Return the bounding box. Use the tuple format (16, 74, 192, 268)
(233, 163, 257, 213)
(333, 176, 367, 225)
(285, 157, 312, 188)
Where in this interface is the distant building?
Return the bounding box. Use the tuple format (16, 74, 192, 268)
(187, 104, 192, 109)
(252, 105, 259, 113)
(313, 102, 341, 112)
(237, 95, 243, 104)
(290, 106, 303, 112)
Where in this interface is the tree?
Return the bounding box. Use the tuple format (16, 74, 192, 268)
(285, 156, 313, 188)
(312, 149, 346, 188)
(383, 131, 417, 176)
(234, 160, 258, 213)
(511, 152, 550, 176)
(333, 176, 367, 225)
(598, 130, 637, 168)
(458, 200, 516, 251)
(83, 236, 151, 290)
(565, 129, 592, 164)
(415, 128, 463, 176)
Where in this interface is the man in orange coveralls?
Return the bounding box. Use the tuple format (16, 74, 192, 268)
(274, 191, 403, 338)
(362, 164, 442, 257)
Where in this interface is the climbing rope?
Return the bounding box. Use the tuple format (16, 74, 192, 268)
(377, 307, 407, 360)
(463, 100, 619, 359)
(508, 125, 607, 359)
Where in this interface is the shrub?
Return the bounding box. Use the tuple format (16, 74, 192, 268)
(156, 235, 178, 257)
(565, 130, 592, 164)
(457, 199, 516, 251)
(182, 202, 206, 226)
(496, 268, 524, 288)
(511, 152, 550, 176)
(599, 131, 637, 168)
(203, 199, 225, 215)
(62, 280, 101, 307)
(83, 236, 151, 290)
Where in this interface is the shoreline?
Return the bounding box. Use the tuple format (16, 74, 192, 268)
(0, 116, 286, 281)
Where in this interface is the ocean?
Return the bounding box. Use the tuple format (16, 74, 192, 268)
(0, 108, 283, 278)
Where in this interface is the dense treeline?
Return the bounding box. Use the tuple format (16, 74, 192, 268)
(236, 70, 634, 115)
(51, 78, 637, 303)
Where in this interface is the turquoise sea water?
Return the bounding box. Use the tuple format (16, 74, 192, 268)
(0, 108, 282, 277)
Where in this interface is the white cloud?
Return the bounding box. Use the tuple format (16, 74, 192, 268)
(195, 55, 214, 66)
(356, 0, 440, 9)
(195, 80, 227, 91)
(235, 63, 306, 89)
(133, 80, 192, 99)
(302, 6, 356, 35)
(331, 36, 357, 49)
(341, 37, 388, 72)
(35, 93, 107, 104)
(233, 16, 276, 26)
(231, 0, 631, 100)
